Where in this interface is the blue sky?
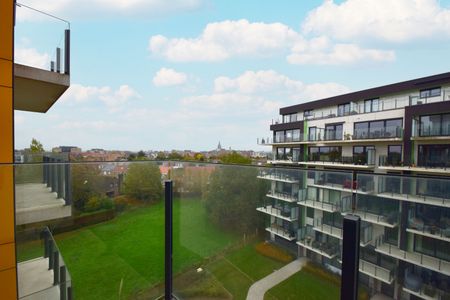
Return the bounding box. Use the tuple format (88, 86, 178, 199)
(14, 0, 450, 151)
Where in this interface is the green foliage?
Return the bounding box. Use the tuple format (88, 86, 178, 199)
(155, 151, 167, 160)
(194, 153, 205, 161)
(85, 196, 114, 212)
(168, 151, 183, 160)
(30, 138, 44, 153)
(205, 166, 267, 233)
(219, 151, 251, 164)
(171, 167, 212, 197)
(123, 163, 162, 202)
(71, 164, 104, 212)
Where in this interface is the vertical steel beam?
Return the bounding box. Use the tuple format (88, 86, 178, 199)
(165, 180, 173, 300)
(64, 29, 70, 75)
(340, 215, 361, 300)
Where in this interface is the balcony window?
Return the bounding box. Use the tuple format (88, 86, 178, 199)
(354, 118, 402, 139)
(308, 127, 317, 141)
(384, 227, 399, 246)
(308, 146, 342, 162)
(418, 144, 450, 168)
(420, 87, 441, 99)
(275, 131, 284, 143)
(325, 123, 343, 140)
(419, 113, 450, 136)
(338, 103, 350, 116)
(353, 145, 375, 165)
(387, 145, 402, 165)
(323, 211, 343, 228)
(292, 148, 301, 162)
(364, 98, 379, 113)
(414, 236, 450, 261)
(307, 207, 314, 218)
(304, 109, 313, 118)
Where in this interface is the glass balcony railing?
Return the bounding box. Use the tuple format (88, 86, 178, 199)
(15, 3, 70, 74)
(356, 173, 450, 207)
(353, 126, 403, 140)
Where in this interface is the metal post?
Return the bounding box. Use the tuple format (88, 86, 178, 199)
(47, 157, 52, 188)
(51, 61, 55, 72)
(340, 215, 361, 300)
(53, 251, 60, 285)
(57, 160, 63, 199)
(60, 266, 66, 300)
(43, 229, 50, 258)
(56, 47, 61, 73)
(51, 158, 57, 193)
(43, 156, 48, 184)
(48, 242, 54, 270)
(68, 287, 72, 300)
(64, 163, 72, 205)
(64, 29, 70, 75)
(165, 180, 173, 300)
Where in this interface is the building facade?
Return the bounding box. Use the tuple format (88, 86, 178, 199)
(257, 72, 450, 299)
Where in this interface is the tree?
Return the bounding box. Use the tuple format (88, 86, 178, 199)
(168, 151, 183, 160)
(71, 164, 103, 212)
(30, 138, 44, 153)
(205, 166, 268, 233)
(219, 151, 251, 164)
(156, 151, 167, 160)
(137, 150, 146, 159)
(123, 163, 162, 202)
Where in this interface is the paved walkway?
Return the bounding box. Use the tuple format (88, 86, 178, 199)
(246, 258, 307, 300)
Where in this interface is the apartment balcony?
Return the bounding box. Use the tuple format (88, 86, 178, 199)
(257, 205, 298, 222)
(412, 124, 450, 142)
(378, 155, 450, 175)
(266, 224, 297, 241)
(15, 158, 72, 225)
(303, 155, 375, 170)
(257, 170, 300, 184)
(17, 228, 72, 300)
(374, 238, 450, 276)
(403, 268, 450, 300)
(359, 259, 395, 284)
(352, 127, 403, 142)
(350, 209, 398, 228)
(312, 218, 373, 246)
(298, 196, 352, 213)
(356, 174, 450, 208)
(14, 4, 71, 113)
(296, 235, 340, 259)
(266, 190, 298, 203)
(308, 180, 354, 194)
(407, 216, 450, 243)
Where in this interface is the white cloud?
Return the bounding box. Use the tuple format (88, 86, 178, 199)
(14, 47, 50, 69)
(153, 68, 187, 87)
(57, 120, 120, 131)
(149, 18, 396, 65)
(302, 0, 450, 42)
(287, 38, 395, 65)
(149, 19, 299, 62)
(16, 0, 203, 20)
(60, 83, 140, 110)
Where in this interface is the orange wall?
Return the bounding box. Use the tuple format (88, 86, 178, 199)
(0, 0, 17, 299)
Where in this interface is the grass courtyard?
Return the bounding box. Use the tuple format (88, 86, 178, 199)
(17, 198, 353, 299)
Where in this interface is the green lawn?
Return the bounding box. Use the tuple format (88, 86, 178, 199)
(53, 198, 237, 300)
(265, 270, 340, 300)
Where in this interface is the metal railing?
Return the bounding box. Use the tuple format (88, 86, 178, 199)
(43, 155, 72, 205)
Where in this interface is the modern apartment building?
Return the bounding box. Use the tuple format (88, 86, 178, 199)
(0, 1, 70, 299)
(257, 72, 450, 299)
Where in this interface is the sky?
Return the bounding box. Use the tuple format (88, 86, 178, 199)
(13, 0, 450, 152)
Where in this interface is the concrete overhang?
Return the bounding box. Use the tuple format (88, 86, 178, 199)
(14, 63, 70, 113)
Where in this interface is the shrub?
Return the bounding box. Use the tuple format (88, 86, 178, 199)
(303, 262, 340, 286)
(255, 241, 293, 263)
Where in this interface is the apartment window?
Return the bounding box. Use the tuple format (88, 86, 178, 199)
(308, 146, 342, 162)
(418, 144, 450, 168)
(384, 227, 398, 246)
(308, 127, 317, 141)
(304, 110, 313, 117)
(364, 98, 379, 113)
(353, 145, 374, 165)
(325, 123, 343, 140)
(420, 113, 450, 136)
(414, 236, 450, 261)
(292, 148, 301, 162)
(306, 207, 314, 218)
(338, 103, 350, 116)
(275, 131, 284, 143)
(420, 87, 441, 98)
(283, 113, 298, 123)
(387, 145, 402, 165)
(354, 118, 402, 139)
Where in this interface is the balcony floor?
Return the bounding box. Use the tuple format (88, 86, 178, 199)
(18, 257, 59, 300)
(15, 183, 71, 225)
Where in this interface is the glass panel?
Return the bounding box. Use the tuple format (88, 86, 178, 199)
(354, 122, 369, 139)
(442, 113, 450, 136)
(369, 120, 384, 138)
(309, 127, 317, 141)
(420, 115, 442, 136)
(372, 99, 379, 112)
(364, 100, 371, 113)
(385, 119, 402, 137)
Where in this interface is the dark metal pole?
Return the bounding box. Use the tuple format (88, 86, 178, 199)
(57, 160, 63, 198)
(64, 29, 70, 75)
(53, 251, 59, 285)
(64, 163, 72, 205)
(56, 47, 61, 73)
(340, 215, 361, 300)
(165, 180, 173, 300)
(47, 157, 52, 188)
(60, 266, 66, 300)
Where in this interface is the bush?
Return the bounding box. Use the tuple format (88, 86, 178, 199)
(113, 195, 130, 212)
(303, 262, 340, 286)
(255, 241, 293, 263)
(85, 196, 114, 212)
